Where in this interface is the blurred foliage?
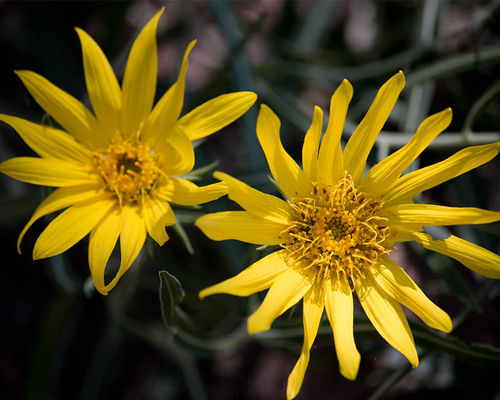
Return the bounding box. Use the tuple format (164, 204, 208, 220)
(2, 1, 500, 400)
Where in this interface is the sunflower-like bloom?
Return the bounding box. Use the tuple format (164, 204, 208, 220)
(0, 9, 256, 295)
(196, 71, 500, 399)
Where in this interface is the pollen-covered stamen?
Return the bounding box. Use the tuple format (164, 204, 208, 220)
(281, 172, 391, 288)
(94, 138, 165, 207)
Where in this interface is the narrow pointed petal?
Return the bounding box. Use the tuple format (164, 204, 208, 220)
(142, 40, 196, 142)
(144, 198, 176, 246)
(301, 106, 323, 182)
(76, 27, 121, 140)
(214, 171, 291, 224)
(199, 250, 289, 298)
(287, 282, 324, 400)
(88, 209, 121, 295)
(361, 108, 452, 197)
(195, 211, 287, 245)
(384, 142, 500, 207)
(343, 71, 405, 183)
(120, 9, 163, 135)
(324, 278, 360, 380)
(0, 157, 96, 187)
(0, 115, 92, 163)
(161, 178, 227, 206)
(381, 204, 500, 227)
(16, 70, 100, 147)
(377, 257, 452, 332)
(409, 232, 500, 279)
(247, 265, 312, 334)
(33, 195, 115, 259)
(177, 91, 257, 142)
(356, 272, 419, 367)
(104, 206, 148, 293)
(317, 79, 353, 185)
(17, 184, 104, 252)
(257, 104, 311, 200)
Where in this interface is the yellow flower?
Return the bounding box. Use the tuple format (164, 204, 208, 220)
(196, 71, 500, 399)
(0, 9, 256, 295)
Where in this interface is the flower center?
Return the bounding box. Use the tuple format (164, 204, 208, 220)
(281, 172, 391, 288)
(94, 138, 164, 207)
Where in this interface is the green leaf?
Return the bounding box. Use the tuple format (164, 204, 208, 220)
(412, 323, 500, 368)
(406, 44, 500, 87)
(159, 270, 185, 332)
(172, 221, 195, 254)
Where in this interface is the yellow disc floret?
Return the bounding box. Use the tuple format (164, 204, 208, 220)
(282, 172, 391, 287)
(94, 135, 165, 207)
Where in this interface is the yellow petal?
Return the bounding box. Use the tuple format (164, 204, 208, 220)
(33, 195, 115, 259)
(356, 272, 419, 367)
(164, 130, 195, 176)
(301, 106, 323, 182)
(214, 171, 291, 224)
(247, 265, 312, 334)
(287, 282, 324, 400)
(343, 71, 405, 183)
(177, 91, 257, 142)
(384, 142, 500, 207)
(17, 184, 104, 253)
(381, 204, 500, 227)
(361, 108, 452, 197)
(142, 40, 196, 142)
(144, 198, 176, 246)
(120, 9, 163, 135)
(161, 178, 228, 206)
(0, 157, 96, 187)
(409, 232, 500, 279)
(0, 115, 92, 163)
(376, 257, 452, 332)
(257, 104, 311, 200)
(88, 208, 121, 295)
(317, 79, 353, 185)
(199, 250, 289, 298)
(195, 211, 286, 245)
(16, 70, 100, 147)
(75, 27, 121, 140)
(104, 205, 148, 293)
(324, 278, 360, 380)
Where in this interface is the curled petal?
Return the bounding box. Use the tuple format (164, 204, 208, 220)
(89, 209, 121, 295)
(247, 265, 312, 334)
(161, 178, 228, 206)
(287, 282, 325, 400)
